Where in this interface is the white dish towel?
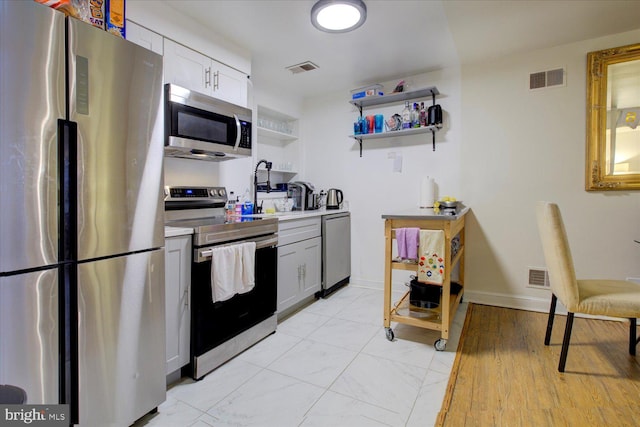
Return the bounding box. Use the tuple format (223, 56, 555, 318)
(210, 241, 256, 303)
(417, 230, 445, 285)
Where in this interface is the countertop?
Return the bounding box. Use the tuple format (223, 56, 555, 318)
(164, 226, 194, 238)
(164, 208, 349, 238)
(249, 207, 350, 221)
(381, 205, 469, 220)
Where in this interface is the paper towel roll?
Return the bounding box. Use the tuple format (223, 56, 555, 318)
(420, 176, 435, 208)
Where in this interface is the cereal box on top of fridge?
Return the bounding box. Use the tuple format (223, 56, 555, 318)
(106, 0, 125, 39)
(87, 0, 105, 30)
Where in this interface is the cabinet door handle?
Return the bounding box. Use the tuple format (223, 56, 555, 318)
(213, 70, 220, 91)
(184, 288, 189, 309)
(205, 67, 211, 88)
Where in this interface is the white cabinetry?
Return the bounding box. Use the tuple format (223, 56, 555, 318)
(277, 217, 321, 315)
(125, 20, 163, 55)
(164, 235, 191, 375)
(164, 39, 248, 107)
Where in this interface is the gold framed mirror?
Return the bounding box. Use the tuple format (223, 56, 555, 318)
(586, 42, 640, 191)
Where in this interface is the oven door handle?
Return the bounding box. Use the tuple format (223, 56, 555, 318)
(195, 234, 278, 263)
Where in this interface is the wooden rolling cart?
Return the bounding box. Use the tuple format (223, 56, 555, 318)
(382, 206, 468, 350)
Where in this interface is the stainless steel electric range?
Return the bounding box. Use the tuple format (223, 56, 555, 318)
(165, 186, 278, 380)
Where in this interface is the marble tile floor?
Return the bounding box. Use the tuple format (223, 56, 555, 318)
(133, 285, 468, 427)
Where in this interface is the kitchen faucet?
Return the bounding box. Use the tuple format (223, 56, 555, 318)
(254, 159, 272, 213)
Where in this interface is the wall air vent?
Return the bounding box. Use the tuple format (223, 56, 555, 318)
(527, 267, 550, 289)
(529, 68, 565, 90)
(286, 61, 319, 74)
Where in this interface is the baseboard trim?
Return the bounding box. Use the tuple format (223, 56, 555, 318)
(349, 278, 383, 289)
(463, 290, 551, 313)
(464, 290, 625, 322)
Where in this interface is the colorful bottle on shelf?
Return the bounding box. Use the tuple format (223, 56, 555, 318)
(419, 102, 427, 127)
(412, 103, 420, 128)
(402, 101, 411, 129)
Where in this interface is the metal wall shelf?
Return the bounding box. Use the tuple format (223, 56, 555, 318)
(350, 86, 441, 156)
(350, 124, 442, 140)
(349, 86, 439, 109)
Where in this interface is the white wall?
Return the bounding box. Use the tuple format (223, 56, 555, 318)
(461, 29, 640, 311)
(301, 69, 462, 289)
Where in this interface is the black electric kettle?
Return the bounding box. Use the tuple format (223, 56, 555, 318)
(326, 188, 343, 209)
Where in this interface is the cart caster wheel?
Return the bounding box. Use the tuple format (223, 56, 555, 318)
(385, 328, 395, 341)
(434, 338, 447, 351)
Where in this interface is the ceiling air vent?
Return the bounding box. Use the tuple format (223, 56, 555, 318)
(529, 68, 565, 90)
(286, 61, 319, 74)
(527, 267, 550, 289)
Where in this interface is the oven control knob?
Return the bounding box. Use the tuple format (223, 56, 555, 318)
(218, 189, 226, 197)
(209, 189, 215, 197)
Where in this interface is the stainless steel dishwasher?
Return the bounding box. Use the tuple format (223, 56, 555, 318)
(317, 212, 351, 297)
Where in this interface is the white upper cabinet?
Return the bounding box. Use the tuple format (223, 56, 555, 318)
(163, 39, 209, 92)
(125, 21, 163, 55)
(163, 39, 248, 108)
(214, 60, 248, 108)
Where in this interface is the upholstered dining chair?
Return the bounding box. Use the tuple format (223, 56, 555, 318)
(536, 201, 640, 372)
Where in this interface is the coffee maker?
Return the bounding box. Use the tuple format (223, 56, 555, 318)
(288, 181, 318, 211)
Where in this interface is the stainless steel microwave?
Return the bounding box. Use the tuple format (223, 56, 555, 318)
(164, 84, 252, 161)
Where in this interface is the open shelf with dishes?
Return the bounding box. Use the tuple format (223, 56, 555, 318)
(256, 105, 300, 175)
(257, 126, 297, 142)
(349, 86, 442, 156)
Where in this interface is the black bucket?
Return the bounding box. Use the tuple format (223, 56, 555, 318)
(409, 278, 462, 309)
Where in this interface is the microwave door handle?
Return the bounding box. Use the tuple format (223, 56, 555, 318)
(233, 114, 241, 150)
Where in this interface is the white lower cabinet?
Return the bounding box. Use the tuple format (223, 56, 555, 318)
(164, 235, 191, 375)
(277, 218, 321, 315)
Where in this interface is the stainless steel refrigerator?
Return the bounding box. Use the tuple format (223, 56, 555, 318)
(0, 2, 166, 425)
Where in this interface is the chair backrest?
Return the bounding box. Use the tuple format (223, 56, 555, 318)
(536, 201, 580, 311)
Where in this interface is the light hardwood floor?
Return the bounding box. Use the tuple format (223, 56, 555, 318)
(438, 304, 640, 427)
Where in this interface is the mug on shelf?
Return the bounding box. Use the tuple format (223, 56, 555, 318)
(366, 115, 375, 134)
(374, 114, 384, 133)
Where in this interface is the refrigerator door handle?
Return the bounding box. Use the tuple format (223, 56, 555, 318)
(58, 119, 78, 262)
(58, 118, 80, 423)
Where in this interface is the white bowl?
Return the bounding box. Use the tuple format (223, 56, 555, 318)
(275, 199, 294, 212)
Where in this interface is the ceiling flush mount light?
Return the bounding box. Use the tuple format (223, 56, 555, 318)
(311, 0, 367, 33)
